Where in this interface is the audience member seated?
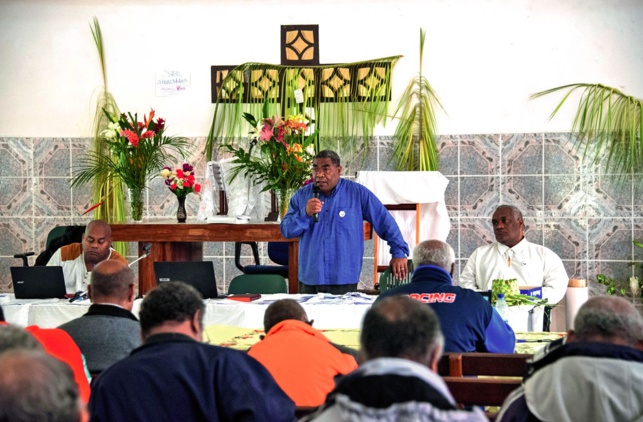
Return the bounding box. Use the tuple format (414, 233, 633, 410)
(305, 295, 487, 421)
(378, 239, 515, 353)
(0, 349, 87, 422)
(459, 205, 568, 304)
(248, 299, 358, 407)
(58, 260, 141, 374)
(89, 281, 296, 422)
(497, 296, 643, 422)
(0, 324, 43, 353)
(25, 325, 92, 404)
(0, 320, 91, 404)
(47, 219, 128, 294)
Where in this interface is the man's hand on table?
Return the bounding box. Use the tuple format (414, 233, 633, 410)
(390, 257, 409, 280)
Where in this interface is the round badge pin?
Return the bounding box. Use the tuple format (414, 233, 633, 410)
(339, 210, 346, 217)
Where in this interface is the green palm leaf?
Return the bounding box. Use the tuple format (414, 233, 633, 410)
(206, 57, 401, 162)
(390, 29, 444, 171)
(531, 83, 643, 181)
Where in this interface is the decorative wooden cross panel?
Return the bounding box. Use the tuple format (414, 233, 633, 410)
(210, 25, 394, 107)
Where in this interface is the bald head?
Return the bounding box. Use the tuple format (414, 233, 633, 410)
(569, 296, 643, 349)
(413, 240, 455, 275)
(263, 299, 309, 333)
(361, 295, 443, 366)
(88, 260, 135, 308)
(86, 219, 111, 237)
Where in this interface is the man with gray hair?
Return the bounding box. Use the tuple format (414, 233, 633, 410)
(305, 295, 487, 421)
(378, 239, 515, 353)
(459, 205, 568, 304)
(0, 349, 86, 422)
(497, 296, 643, 422)
(58, 260, 140, 374)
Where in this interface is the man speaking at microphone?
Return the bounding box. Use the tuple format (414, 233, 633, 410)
(281, 150, 409, 294)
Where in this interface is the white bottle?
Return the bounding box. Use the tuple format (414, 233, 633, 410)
(495, 293, 509, 323)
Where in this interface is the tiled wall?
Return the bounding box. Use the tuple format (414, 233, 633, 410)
(1, 134, 642, 296)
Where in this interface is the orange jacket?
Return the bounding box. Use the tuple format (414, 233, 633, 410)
(248, 320, 357, 407)
(25, 326, 91, 404)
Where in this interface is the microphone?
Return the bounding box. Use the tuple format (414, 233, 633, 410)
(312, 185, 320, 223)
(129, 243, 152, 268)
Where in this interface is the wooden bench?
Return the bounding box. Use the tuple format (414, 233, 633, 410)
(437, 353, 532, 419)
(443, 377, 522, 407)
(438, 352, 533, 378)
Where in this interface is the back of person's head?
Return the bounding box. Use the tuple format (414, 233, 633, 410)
(0, 325, 43, 354)
(412, 240, 455, 273)
(89, 260, 134, 303)
(0, 349, 82, 422)
(570, 296, 643, 349)
(360, 295, 444, 366)
(139, 282, 205, 339)
(314, 150, 341, 166)
(263, 299, 309, 333)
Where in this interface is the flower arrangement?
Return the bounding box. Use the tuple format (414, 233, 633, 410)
(161, 163, 201, 198)
(223, 112, 315, 215)
(72, 108, 190, 221)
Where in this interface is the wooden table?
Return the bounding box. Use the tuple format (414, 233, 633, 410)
(110, 222, 297, 294)
(110, 221, 374, 294)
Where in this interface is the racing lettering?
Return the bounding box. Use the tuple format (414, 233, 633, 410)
(409, 292, 456, 303)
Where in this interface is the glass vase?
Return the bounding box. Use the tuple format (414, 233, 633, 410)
(176, 196, 187, 223)
(128, 187, 144, 223)
(278, 188, 293, 220)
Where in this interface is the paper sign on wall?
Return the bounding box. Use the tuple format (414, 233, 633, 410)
(156, 70, 190, 96)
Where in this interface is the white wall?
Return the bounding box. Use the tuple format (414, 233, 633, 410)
(1, 0, 642, 137)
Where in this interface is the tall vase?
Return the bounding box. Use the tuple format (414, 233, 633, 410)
(278, 188, 293, 220)
(176, 196, 187, 223)
(128, 187, 144, 223)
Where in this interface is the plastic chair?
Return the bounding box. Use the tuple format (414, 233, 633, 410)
(234, 242, 289, 279)
(228, 274, 288, 294)
(14, 225, 85, 266)
(378, 259, 414, 292)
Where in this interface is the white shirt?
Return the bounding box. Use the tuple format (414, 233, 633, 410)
(458, 238, 568, 304)
(47, 248, 116, 294)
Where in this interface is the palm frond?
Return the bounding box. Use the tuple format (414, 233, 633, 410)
(206, 56, 401, 162)
(88, 17, 126, 247)
(390, 29, 444, 171)
(531, 83, 643, 178)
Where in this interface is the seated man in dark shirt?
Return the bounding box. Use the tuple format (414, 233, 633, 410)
(378, 239, 515, 353)
(89, 281, 296, 422)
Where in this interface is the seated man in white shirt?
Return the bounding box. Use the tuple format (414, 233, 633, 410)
(458, 205, 567, 305)
(46, 220, 128, 294)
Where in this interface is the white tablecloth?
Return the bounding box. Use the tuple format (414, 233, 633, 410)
(2, 293, 375, 330)
(355, 171, 451, 265)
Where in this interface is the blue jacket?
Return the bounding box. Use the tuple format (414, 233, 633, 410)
(281, 179, 409, 286)
(89, 333, 296, 421)
(378, 264, 515, 353)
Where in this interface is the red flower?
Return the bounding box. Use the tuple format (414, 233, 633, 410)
(195, 184, 201, 193)
(121, 130, 140, 147)
(170, 183, 177, 190)
(141, 130, 155, 139)
(176, 169, 184, 178)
